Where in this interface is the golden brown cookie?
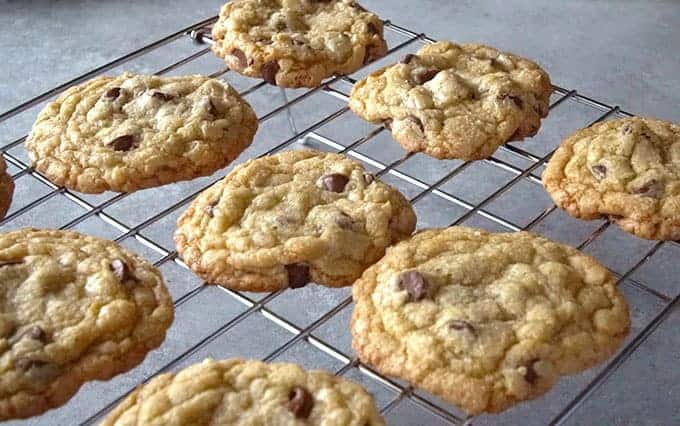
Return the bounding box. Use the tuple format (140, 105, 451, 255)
(211, 0, 387, 88)
(174, 150, 416, 292)
(349, 41, 552, 160)
(352, 226, 630, 414)
(543, 117, 680, 240)
(0, 156, 14, 219)
(0, 229, 173, 420)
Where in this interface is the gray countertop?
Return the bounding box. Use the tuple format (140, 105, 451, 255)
(1, 1, 678, 425)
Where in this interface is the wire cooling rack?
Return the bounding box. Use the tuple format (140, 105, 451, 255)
(1, 14, 678, 426)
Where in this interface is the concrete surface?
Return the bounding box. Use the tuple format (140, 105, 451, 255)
(0, 1, 678, 425)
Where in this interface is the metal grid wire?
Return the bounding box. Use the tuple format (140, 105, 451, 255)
(1, 14, 678, 426)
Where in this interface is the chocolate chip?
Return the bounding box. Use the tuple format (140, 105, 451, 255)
(499, 94, 523, 109)
(590, 164, 607, 181)
(287, 386, 314, 419)
(351, 2, 367, 11)
(524, 359, 540, 384)
(104, 87, 122, 99)
(110, 259, 134, 282)
(400, 54, 416, 64)
(16, 359, 47, 372)
(406, 115, 425, 133)
(621, 124, 633, 135)
(256, 37, 273, 45)
(262, 60, 280, 85)
(204, 201, 218, 217)
(207, 99, 218, 116)
(398, 270, 428, 302)
(286, 263, 311, 289)
(0, 259, 23, 267)
(151, 91, 173, 102)
(413, 69, 439, 85)
(367, 22, 379, 35)
(107, 135, 137, 152)
(335, 212, 355, 230)
(448, 320, 475, 335)
(322, 174, 349, 193)
(230, 48, 248, 69)
(292, 39, 307, 47)
(383, 118, 393, 130)
(631, 179, 664, 198)
(27, 326, 48, 342)
(363, 173, 375, 185)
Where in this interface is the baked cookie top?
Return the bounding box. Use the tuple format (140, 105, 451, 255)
(543, 117, 680, 240)
(0, 157, 13, 220)
(175, 149, 416, 292)
(349, 41, 552, 160)
(351, 226, 630, 414)
(211, 0, 387, 88)
(0, 229, 173, 420)
(26, 73, 257, 194)
(101, 358, 385, 426)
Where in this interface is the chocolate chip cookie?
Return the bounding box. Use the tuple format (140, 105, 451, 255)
(0, 156, 14, 219)
(25, 73, 258, 193)
(351, 226, 630, 414)
(349, 41, 552, 160)
(211, 0, 387, 88)
(101, 358, 385, 426)
(544, 117, 680, 240)
(174, 149, 416, 292)
(0, 229, 173, 420)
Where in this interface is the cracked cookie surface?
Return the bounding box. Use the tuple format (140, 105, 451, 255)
(174, 149, 416, 292)
(0, 228, 173, 420)
(543, 117, 680, 240)
(349, 41, 552, 160)
(25, 73, 257, 193)
(0, 157, 13, 220)
(211, 0, 387, 88)
(351, 226, 630, 414)
(101, 358, 385, 426)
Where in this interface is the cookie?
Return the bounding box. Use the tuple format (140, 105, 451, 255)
(351, 226, 630, 414)
(174, 149, 416, 292)
(101, 358, 385, 426)
(25, 73, 258, 194)
(0, 156, 14, 220)
(0, 229, 173, 420)
(211, 0, 387, 88)
(349, 41, 552, 160)
(543, 117, 680, 240)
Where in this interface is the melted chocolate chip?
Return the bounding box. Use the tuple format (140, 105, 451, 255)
(400, 54, 416, 64)
(286, 386, 314, 419)
(383, 118, 393, 130)
(322, 174, 349, 193)
(262, 60, 280, 85)
(363, 173, 375, 185)
(110, 259, 134, 282)
(590, 164, 607, 181)
(204, 201, 218, 217)
(631, 179, 664, 198)
(413, 68, 439, 85)
(499, 94, 523, 109)
(406, 115, 425, 133)
(335, 212, 355, 230)
(351, 2, 367, 11)
(0, 259, 23, 267)
(286, 263, 311, 289)
(398, 270, 428, 302)
(104, 87, 122, 99)
(524, 359, 540, 384)
(621, 124, 633, 135)
(367, 22, 379, 35)
(27, 326, 48, 342)
(107, 135, 137, 152)
(230, 48, 248, 69)
(207, 99, 218, 116)
(292, 39, 307, 47)
(448, 320, 475, 335)
(151, 91, 174, 102)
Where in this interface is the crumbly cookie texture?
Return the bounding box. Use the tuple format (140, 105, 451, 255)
(351, 226, 630, 414)
(211, 0, 387, 88)
(175, 149, 416, 292)
(25, 73, 257, 194)
(0, 157, 14, 219)
(101, 358, 385, 426)
(543, 117, 680, 240)
(349, 41, 552, 160)
(0, 229, 173, 420)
